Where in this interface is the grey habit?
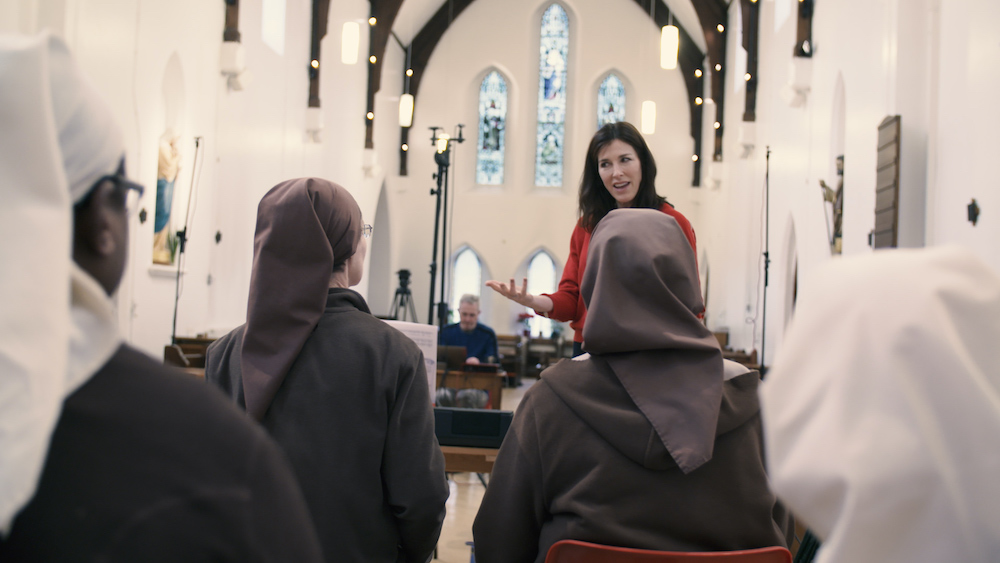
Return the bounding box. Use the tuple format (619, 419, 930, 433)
(472, 210, 791, 563)
(206, 178, 448, 563)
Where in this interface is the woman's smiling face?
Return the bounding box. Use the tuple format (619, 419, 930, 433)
(597, 139, 642, 208)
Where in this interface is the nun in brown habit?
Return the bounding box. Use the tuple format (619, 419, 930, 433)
(472, 209, 791, 563)
(205, 178, 448, 563)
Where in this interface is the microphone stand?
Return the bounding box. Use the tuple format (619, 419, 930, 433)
(759, 146, 771, 375)
(427, 125, 464, 328)
(171, 136, 203, 345)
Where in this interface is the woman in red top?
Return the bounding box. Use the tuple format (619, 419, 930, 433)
(487, 121, 697, 356)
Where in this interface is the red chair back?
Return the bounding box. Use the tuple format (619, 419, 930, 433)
(544, 540, 792, 563)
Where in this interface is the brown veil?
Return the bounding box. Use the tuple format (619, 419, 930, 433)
(581, 209, 723, 473)
(240, 178, 363, 420)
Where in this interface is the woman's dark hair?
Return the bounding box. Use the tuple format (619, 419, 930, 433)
(578, 121, 665, 232)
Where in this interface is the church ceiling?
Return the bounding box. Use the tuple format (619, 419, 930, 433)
(369, 0, 735, 183)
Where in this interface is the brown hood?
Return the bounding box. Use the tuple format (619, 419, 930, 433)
(241, 178, 363, 420)
(543, 357, 761, 470)
(581, 209, 723, 473)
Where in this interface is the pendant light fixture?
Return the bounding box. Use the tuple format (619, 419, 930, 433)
(641, 100, 657, 134)
(641, 0, 657, 134)
(660, 13, 678, 70)
(398, 43, 414, 127)
(342, 21, 360, 64)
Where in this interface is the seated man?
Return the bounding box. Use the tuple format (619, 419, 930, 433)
(472, 210, 791, 563)
(761, 247, 1000, 562)
(0, 33, 322, 562)
(439, 294, 498, 364)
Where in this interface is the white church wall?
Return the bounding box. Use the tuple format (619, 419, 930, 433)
(15, 0, 372, 357)
(927, 0, 1000, 270)
(379, 0, 696, 335)
(700, 0, 921, 365)
(703, 0, 1000, 368)
(8, 0, 997, 363)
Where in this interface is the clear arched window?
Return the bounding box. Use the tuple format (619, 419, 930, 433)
(526, 251, 557, 337)
(476, 71, 507, 185)
(597, 73, 625, 128)
(534, 4, 569, 187)
(451, 247, 483, 323)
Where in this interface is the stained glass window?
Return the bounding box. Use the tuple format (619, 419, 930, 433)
(526, 251, 557, 337)
(451, 247, 483, 323)
(597, 73, 625, 128)
(476, 71, 507, 185)
(534, 4, 569, 187)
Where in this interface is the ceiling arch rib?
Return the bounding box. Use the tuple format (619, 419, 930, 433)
(383, 0, 707, 184)
(740, 0, 760, 122)
(394, 0, 476, 174)
(689, 0, 728, 160)
(309, 0, 331, 109)
(365, 0, 407, 148)
(631, 0, 707, 184)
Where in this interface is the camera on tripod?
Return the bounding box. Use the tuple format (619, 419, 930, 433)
(397, 269, 411, 289)
(389, 269, 418, 322)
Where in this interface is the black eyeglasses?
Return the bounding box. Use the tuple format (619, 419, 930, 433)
(94, 173, 145, 215)
(363, 224, 373, 238)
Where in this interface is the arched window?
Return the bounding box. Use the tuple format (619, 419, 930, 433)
(526, 251, 557, 337)
(476, 71, 507, 185)
(534, 4, 569, 187)
(451, 247, 483, 323)
(597, 73, 625, 128)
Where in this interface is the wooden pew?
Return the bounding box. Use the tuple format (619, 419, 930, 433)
(163, 336, 216, 378)
(496, 334, 523, 387)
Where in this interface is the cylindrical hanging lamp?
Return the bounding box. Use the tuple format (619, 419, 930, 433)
(641, 101, 656, 134)
(342, 22, 360, 64)
(660, 25, 679, 69)
(398, 93, 414, 127)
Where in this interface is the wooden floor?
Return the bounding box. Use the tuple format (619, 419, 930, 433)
(434, 378, 534, 562)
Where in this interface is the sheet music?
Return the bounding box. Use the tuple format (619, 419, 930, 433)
(382, 320, 438, 399)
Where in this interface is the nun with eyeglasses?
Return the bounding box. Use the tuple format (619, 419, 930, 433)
(0, 32, 322, 562)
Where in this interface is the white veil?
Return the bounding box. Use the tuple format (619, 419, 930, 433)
(0, 32, 124, 534)
(761, 247, 1000, 562)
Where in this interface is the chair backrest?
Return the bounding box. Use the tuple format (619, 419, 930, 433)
(544, 541, 792, 563)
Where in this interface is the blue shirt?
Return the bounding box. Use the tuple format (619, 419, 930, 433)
(439, 323, 498, 363)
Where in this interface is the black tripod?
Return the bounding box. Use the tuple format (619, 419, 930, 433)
(427, 125, 464, 328)
(389, 269, 418, 322)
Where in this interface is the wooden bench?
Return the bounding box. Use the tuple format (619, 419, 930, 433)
(436, 367, 504, 410)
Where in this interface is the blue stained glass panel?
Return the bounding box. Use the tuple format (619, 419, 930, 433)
(476, 71, 507, 185)
(597, 73, 626, 128)
(535, 4, 569, 187)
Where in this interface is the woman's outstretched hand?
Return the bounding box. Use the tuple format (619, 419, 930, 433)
(486, 278, 554, 313)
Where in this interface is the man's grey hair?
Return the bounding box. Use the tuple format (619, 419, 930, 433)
(459, 294, 480, 308)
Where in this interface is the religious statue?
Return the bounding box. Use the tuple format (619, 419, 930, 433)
(153, 130, 181, 265)
(820, 155, 844, 254)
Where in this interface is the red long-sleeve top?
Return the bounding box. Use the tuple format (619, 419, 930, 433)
(541, 203, 698, 343)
